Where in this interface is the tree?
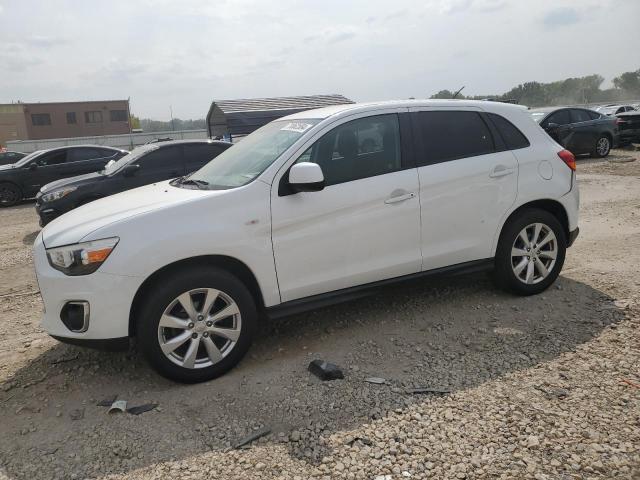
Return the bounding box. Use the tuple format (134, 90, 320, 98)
(430, 89, 460, 99)
(613, 69, 640, 95)
(129, 114, 141, 130)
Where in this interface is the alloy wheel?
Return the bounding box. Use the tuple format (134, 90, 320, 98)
(511, 223, 558, 284)
(596, 137, 610, 156)
(157, 288, 242, 369)
(0, 186, 19, 205)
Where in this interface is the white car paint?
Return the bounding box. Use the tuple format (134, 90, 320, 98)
(34, 99, 579, 343)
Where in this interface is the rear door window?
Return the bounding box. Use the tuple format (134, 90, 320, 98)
(137, 146, 182, 170)
(571, 109, 592, 123)
(67, 148, 109, 162)
(487, 113, 530, 150)
(183, 144, 226, 171)
(413, 111, 495, 165)
(545, 110, 571, 126)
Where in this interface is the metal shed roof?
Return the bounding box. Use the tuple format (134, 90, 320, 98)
(206, 94, 353, 138)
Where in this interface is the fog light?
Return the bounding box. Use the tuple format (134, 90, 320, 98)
(60, 301, 90, 333)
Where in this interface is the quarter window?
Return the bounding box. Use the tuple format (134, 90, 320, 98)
(414, 111, 494, 165)
(296, 114, 402, 186)
(31, 114, 51, 126)
(85, 111, 103, 123)
(487, 113, 530, 150)
(66, 112, 77, 124)
(110, 110, 128, 122)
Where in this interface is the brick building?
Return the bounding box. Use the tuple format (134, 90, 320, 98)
(0, 100, 131, 146)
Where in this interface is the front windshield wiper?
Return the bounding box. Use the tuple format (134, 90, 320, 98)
(175, 177, 210, 189)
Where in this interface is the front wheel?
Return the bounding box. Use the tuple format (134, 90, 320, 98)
(592, 135, 611, 158)
(0, 182, 22, 207)
(136, 267, 256, 383)
(493, 209, 567, 296)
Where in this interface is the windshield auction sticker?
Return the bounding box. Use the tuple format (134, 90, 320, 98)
(280, 122, 314, 133)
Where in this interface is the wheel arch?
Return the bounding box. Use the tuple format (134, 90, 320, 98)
(128, 255, 266, 337)
(495, 199, 570, 254)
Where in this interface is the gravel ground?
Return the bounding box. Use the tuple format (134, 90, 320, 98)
(1, 149, 639, 480)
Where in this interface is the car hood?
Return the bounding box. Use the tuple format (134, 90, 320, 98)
(41, 180, 212, 247)
(0, 163, 15, 171)
(40, 171, 103, 194)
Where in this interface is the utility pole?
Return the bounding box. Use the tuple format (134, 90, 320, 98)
(170, 106, 175, 131)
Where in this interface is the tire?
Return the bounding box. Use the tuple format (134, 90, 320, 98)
(0, 182, 22, 207)
(592, 135, 611, 158)
(493, 208, 566, 296)
(136, 267, 256, 383)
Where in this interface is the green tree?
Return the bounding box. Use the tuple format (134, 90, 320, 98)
(613, 69, 640, 95)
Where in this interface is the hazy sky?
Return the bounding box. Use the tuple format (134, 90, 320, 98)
(1, 0, 638, 120)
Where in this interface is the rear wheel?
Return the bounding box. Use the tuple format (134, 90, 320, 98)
(493, 209, 566, 295)
(0, 182, 22, 207)
(592, 135, 611, 158)
(136, 267, 256, 383)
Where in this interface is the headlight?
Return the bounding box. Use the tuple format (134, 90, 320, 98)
(46, 237, 119, 276)
(41, 186, 77, 203)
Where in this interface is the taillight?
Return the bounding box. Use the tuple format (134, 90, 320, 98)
(558, 149, 576, 171)
(615, 117, 626, 125)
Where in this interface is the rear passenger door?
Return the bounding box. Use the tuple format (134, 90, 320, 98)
(183, 143, 228, 174)
(409, 108, 518, 271)
(569, 109, 595, 153)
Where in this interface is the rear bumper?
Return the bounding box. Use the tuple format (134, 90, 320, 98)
(567, 227, 579, 248)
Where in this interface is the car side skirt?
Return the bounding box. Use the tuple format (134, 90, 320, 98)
(266, 258, 494, 319)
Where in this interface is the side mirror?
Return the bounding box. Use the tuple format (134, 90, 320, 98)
(29, 163, 38, 171)
(288, 162, 325, 193)
(545, 122, 559, 131)
(122, 164, 140, 177)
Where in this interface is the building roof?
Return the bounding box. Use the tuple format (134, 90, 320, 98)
(206, 94, 353, 137)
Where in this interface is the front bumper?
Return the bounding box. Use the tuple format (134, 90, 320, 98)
(567, 227, 579, 247)
(34, 233, 143, 343)
(35, 198, 65, 227)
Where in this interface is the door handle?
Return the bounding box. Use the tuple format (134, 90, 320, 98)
(489, 165, 515, 178)
(384, 192, 415, 204)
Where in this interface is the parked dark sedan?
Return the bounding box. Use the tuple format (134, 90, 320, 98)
(0, 150, 27, 166)
(0, 145, 128, 207)
(530, 107, 619, 157)
(36, 139, 231, 226)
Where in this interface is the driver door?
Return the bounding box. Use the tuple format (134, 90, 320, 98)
(270, 111, 422, 302)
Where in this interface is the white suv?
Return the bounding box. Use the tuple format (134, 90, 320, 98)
(34, 100, 580, 382)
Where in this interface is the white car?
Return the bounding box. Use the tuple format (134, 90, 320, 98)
(34, 100, 580, 382)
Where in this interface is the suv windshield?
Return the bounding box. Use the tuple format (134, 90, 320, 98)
(102, 144, 158, 175)
(185, 119, 320, 189)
